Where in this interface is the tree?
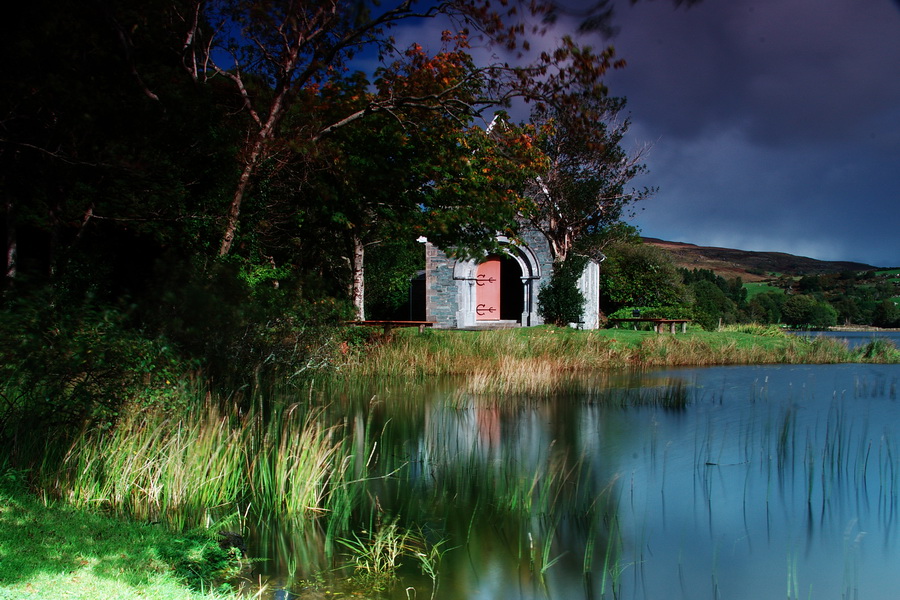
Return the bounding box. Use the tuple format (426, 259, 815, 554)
(522, 92, 653, 263)
(598, 241, 688, 314)
(690, 279, 737, 330)
(781, 294, 837, 328)
(176, 0, 629, 258)
(872, 300, 899, 328)
(285, 78, 544, 320)
(831, 295, 860, 325)
(1, 0, 237, 292)
(679, 268, 749, 327)
(747, 291, 785, 324)
(538, 255, 589, 325)
(365, 240, 425, 320)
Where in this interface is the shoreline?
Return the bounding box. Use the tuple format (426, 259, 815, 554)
(343, 326, 900, 380)
(828, 325, 900, 332)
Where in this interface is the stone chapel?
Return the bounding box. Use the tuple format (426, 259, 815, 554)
(420, 228, 601, 329)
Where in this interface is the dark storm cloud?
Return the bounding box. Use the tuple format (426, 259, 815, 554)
(602, 0, 900, 266)
(610, 0, 900, 145)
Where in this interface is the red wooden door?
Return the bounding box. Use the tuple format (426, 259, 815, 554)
(476, 258, 501, 321)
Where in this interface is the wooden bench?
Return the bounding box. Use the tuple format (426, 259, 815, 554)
(346, 320, 435, 335)
(608, 318, 691, 334)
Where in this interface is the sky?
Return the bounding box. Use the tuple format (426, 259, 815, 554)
(597, 0, 900, 267)
(383, 0, 900, 267)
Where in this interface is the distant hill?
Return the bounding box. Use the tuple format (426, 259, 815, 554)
(643, 238, 879, 282)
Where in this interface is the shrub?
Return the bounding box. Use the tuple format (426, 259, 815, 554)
(144, 259, 355, 387)
(607, 305, 691, 320)
(538, 256, 588, 326)
(872, 300, 899, 328)
(0, 292, 189, 444)
(598, 241, 689, 313)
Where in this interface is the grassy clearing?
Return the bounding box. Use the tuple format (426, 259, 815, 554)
(743, 281, 781, 299)
(0, 477, 244, 600)
(339, 325, 898, 381)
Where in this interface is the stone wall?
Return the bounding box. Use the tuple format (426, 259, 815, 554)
(424, 241, 461, 328)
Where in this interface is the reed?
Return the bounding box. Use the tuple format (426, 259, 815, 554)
(855, 337, 900, 361)
(411, 530, 452, 600)
(337, 326, 895, 381)
(334, 518, 451, 600)
(343, 328, 628, 379)
(337, 519, 411, 583)
(463, 357, 561, 397)
(719, 323, 787, 337)
(54, 402, 246, 525)
(46, 387, 339, 529)
(245, 402, 338, 518)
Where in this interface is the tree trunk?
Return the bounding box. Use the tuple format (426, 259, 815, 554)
(545, 228, 570, 263)
(350, 233, 365, 321)
(4, 196, 15, 286)
(48, 202, 60, 278)
(218, 158, 257, 256)
(217, 85, 288, 256)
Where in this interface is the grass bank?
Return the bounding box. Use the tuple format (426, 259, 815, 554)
(341, 324, 899, 380)
(0, 476, 245, 600)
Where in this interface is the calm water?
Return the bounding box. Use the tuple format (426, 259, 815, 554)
(251, 363, 900, 600)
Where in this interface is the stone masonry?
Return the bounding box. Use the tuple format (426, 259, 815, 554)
(422, 229, 601, 329)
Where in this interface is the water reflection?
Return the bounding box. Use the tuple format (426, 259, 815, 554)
(250, 364, 900, 600)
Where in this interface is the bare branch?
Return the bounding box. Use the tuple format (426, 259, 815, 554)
(108, 14, 160, 101)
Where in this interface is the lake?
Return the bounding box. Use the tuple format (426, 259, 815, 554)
(249, 363, 900, 600)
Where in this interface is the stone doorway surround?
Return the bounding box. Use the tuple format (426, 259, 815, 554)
(450, 238, 545, 328)
(421, 232, 552, 329)
(420, 229, 600, 330)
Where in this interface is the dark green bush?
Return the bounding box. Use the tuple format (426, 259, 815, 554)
(538, 256, 589, 326)
(782, 294, 838, 329)
(872, 300, 899, 328)
(607, 305, 691, 320)
(0, 292, 189, 446)
(143, 259, 355, 388)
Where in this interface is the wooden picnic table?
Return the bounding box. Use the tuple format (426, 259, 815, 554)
(608, 318, 691, 334)
(346, 320, 435, 335)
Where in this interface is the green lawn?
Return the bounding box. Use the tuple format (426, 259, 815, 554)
(0, 479, 243, 600)
(743, 281, 781, 299)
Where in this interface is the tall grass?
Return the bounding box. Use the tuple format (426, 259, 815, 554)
(454, 369, 692, 409)
(338, 326, 896, 382)
(46, 390, 339, 529)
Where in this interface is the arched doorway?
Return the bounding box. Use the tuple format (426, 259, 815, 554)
(475, 254, 523, 322)
(440, 236, 548, 328)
